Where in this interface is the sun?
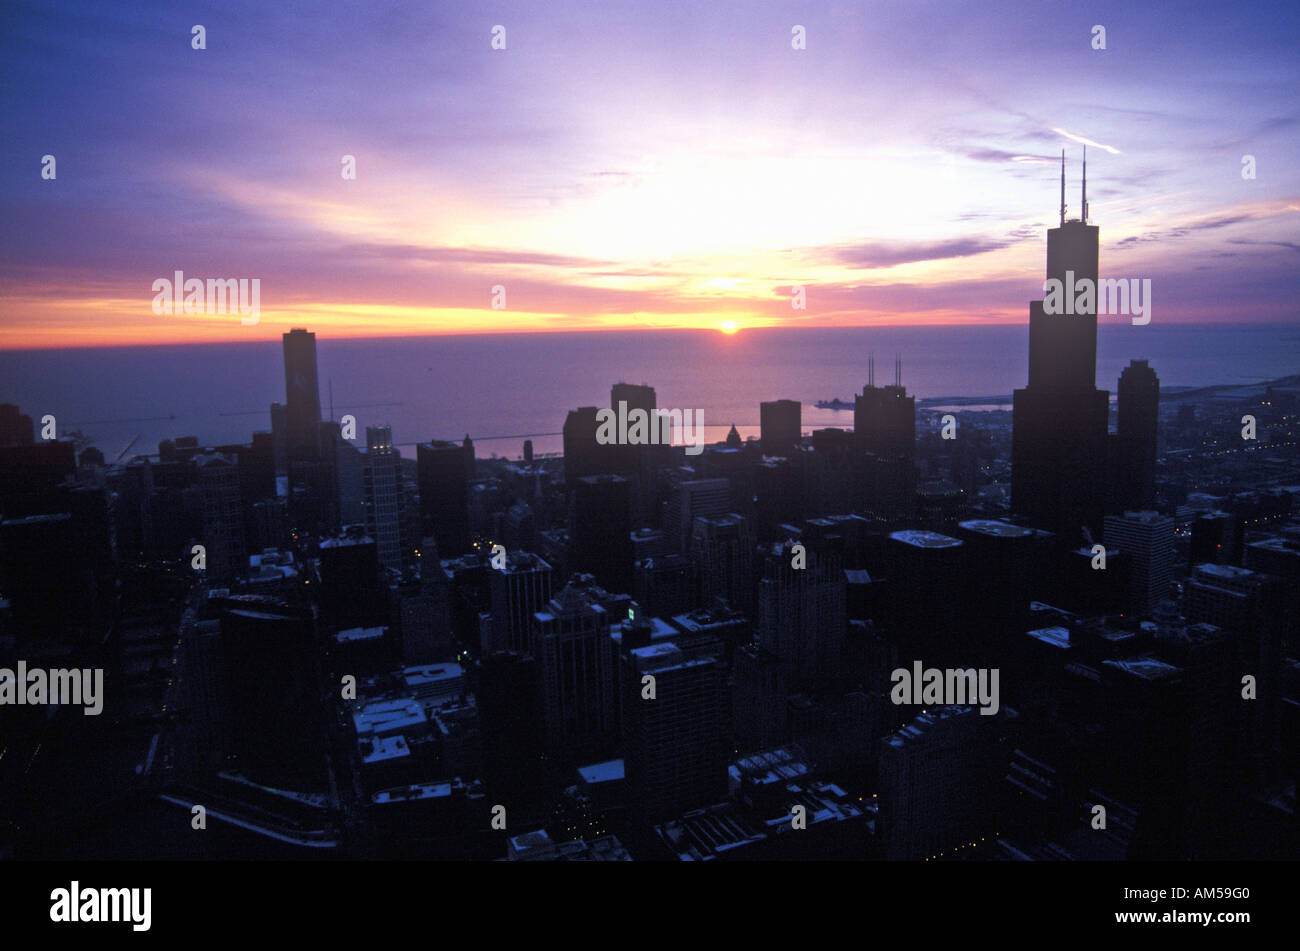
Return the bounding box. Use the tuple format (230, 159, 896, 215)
(718, 320, 740, 335)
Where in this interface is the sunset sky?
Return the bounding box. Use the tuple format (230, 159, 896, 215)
(2, 0, 1297, 348)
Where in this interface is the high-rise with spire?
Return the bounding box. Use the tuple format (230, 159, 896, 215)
(1011, 152, 1110, 542)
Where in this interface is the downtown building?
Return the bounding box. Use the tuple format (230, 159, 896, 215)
(1012, 157, 1110, 544)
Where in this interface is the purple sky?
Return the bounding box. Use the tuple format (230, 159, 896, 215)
(1, 0, 1297, 347)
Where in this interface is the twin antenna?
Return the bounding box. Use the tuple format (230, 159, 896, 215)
(867, 354, 902, 388)
(1059, 146, 1089, 226)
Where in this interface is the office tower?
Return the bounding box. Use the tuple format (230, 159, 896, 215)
(757, 540, 846, 689)
(1184, 564, 1288, 784)
(607, 382, 663, 525)
(178, 612, 228, 772)
(1012, 154, 1110, 542)
(533, 580, 619, 767)
(282, 328, 322, 462)
(690, 513, 755, 616)
(0, 513, 85, 647)
(241, 431, 278, 504)
(1103, 510, 1175, 615)
(854, 358, 915, 457)
(886, 530, 967, 667)
(1190, 510, 1241, 568)
(665, 477, 730, 554)
(0, 440, 76, 517)
(363, 425, 405, 572)
(1244, 536, 1300, 602)
(416, 439, 472, 557)
(562, 406, 607, 484)
(955, 520, 1035, 668)
(478, 652, 547, 819)
(1112, 359, 1160, 512)
(195, 452, 245, 583)
(218, 595, 324, 784)
(0, 403, 34, 446)
(854, 357, 917, 522)
(501, 501, 536, 554)
(486, 551, 553, 655)
(760, 399, 801, 456)
(318, 528, 386, 630)
(269, 401, 288, 480)
(623, 642, 727, 827)
(391, 538, 454, 664)
(1154, 621, 1237, 858)
(569, 474, 633, 594)
(878, 706, 1002, 861)
(916, 482, 967, 534)
(1095, 655, 1189, 859)
(634, 553, 697, 620)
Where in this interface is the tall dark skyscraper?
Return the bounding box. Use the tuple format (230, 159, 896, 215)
(610, 382, 664, 525)
(760, 399, 801, 456)
(569, 474, 633, 594)
(562, 406, 606, 484)
(282, 328, 322, 461)
(1112, 359, 1160, 512)
(854, 357, 917, 522)
(1012, 154, 1110, 542)
(417, 438, 472, 557)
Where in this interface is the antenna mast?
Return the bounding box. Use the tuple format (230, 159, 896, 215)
(1081, 145, 1088, 223)
(1059, 150, 1066, 226)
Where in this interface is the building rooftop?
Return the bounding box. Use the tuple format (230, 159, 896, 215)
(577, 759, 625, 786)
(890, 529, 962, 549)
(336, 625, 386, 644)
(360, 734, 410, 764)
(1026, 626, 1071, 649)
(1103, 655, 1181, 681)
(959, 519, 1033, 538)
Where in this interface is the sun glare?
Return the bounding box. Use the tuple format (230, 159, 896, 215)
(718, 320, 740, 334)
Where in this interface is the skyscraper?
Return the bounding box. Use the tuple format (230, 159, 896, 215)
(1113, 359, 1160, 513)
(562, 406, 607, 484)
(569, 474, 633, 594)
(486, 551, 553, 655)
(757, 540, 846, 689)
(623, 642, 727, 827)
(854, 357, 916, 522)
(195, 452, 245, 584)
(533, 580, 619, 767)
(1012, 154, 1110, 542)
(665, 477, 730, 554)
(363, 425, 405, 572)
(1103, 510, 1175, 615)
(417, 439, 472, 557)
(760, 399, 802, 456)
(282, 328, 322, 462)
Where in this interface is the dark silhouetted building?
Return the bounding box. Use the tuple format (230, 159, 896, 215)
(570, 474, 633, 594)
(218, 595, 324, 785)
(624, 642, 728, 828)
(283, 328, 322, 462)
(1012, 158, 1109, 542)
(760, 399, 801, 456)
(1112, 359, 1159, 512)
(417, 439, 472, 557)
